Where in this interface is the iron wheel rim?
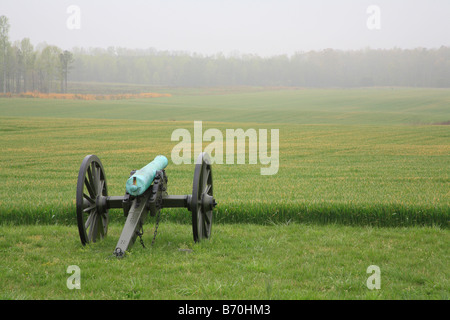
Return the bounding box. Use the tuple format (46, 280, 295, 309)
(76, 155, 109, 245)
(191, 152, 213, 242)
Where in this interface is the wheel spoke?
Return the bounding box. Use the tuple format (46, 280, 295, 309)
(83, 193, 95, 204)
(85, 210, 95, 229)
(94, 164, 101, 194)
(197, 169, 203, 200)
(91, 163, 98, 195)
(98, 179, 105, 196)
(83, 205, 96, 213)
(204, 210, 211, 224)
(87, 165, 96, 196)
(101, 214, 108, 233)
(84, 177, 95, 198)
(204, 182, 211, 195)
(88, 212, 98, 241)
(202, 169, 210, 193)
(97, 214, 105, 237)
(201, 165, 208, 188)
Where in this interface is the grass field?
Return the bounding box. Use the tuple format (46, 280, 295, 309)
(0, 223, 448, 299)
(1, 87, 449, 125)
(0, 87, 449, 299)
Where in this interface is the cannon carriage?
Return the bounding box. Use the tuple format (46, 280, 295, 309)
(75, 152, 216, 257)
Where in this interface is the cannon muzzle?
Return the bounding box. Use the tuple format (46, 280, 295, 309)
(125, 155, 168, 196)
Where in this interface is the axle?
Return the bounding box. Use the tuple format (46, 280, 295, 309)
(103, 194, 192, 210)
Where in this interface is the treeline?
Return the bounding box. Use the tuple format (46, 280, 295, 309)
(1, 15, 449, 92)
(71, 46, 450, 88)
(0, 16, 73, 93)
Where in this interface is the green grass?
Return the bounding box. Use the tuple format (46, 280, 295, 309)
(0, 87, 449, 124)
(0, 117, 447, 227)
(0, 87, 449, 300)
(0, 222, 448, 299)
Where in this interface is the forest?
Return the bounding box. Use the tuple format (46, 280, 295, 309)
(1, 15, 449, 93)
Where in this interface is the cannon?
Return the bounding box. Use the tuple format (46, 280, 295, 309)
(75, 152, 216, 258)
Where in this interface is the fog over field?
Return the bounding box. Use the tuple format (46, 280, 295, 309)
(1, 0, 449, 56)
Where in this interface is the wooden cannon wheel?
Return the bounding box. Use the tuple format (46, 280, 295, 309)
(191, 152, 216, 242)
(76, 155, 109, 245)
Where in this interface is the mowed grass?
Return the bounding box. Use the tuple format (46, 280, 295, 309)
(0, 117, 448, 227)
(0, 223, 448, 300)
(0, 87, 449, 125)
(0, 87, 449, 300)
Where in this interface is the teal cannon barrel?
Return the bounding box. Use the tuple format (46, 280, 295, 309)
(125, 155, 168, 196)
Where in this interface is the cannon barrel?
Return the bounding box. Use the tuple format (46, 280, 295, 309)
(125, 155, 168, 196)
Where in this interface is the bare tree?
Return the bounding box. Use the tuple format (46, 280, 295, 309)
(0, 15, 10, 93)
(59, 50, 74, 93)
(20, 38, 35, 92)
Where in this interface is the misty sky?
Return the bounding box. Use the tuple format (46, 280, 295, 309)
(1, 0, 449, 56)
